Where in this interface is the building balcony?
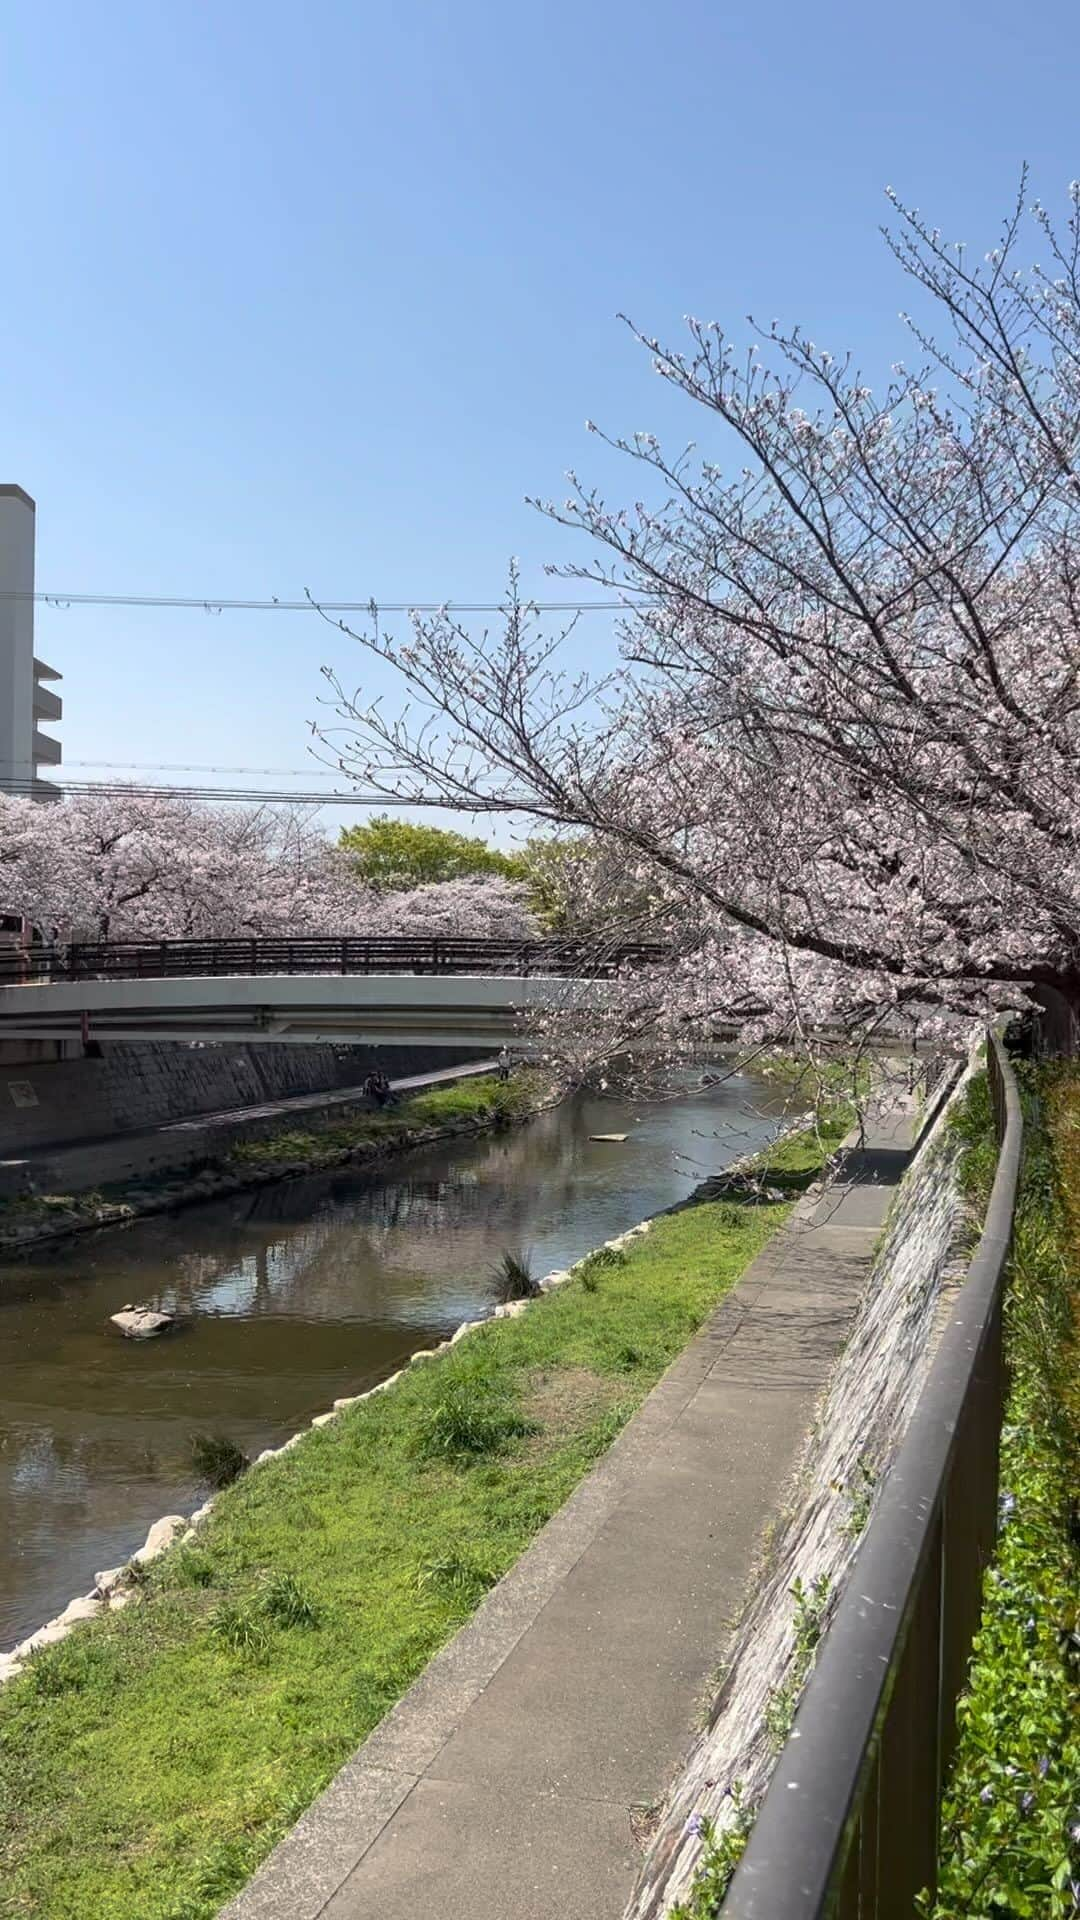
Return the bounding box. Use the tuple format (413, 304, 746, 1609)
(33, 683, 62, 722)
(33, 728, 62, 766)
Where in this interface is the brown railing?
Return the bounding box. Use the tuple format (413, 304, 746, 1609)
(723, 1028, 1022, 1919)
(0, 935, 668, 985)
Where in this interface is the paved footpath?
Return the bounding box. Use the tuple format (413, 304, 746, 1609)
(221, 1105, 912, 1920)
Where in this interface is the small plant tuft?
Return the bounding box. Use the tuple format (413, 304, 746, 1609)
(191, 1432, 248, 1489)
(490, 1248, 540, 1304)
(713, 1202, 744, 1229)
(259, 1571, 320, 1630)
(412, 1378, 536, 1461)
(209, 1599, 269, 1659)
(164, 1545, 215, 1590)
(26, 1635, 118, 1700)
(842, 1456, 877, 1537)
(415, 1551, 498, 1601)
(578, 1246, 629, 1292)
(669, 1782, 755, 1918)
(765, 1572, 831, 1749)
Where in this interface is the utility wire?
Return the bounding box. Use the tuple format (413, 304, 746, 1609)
(5, 590, 644, 614)
(0, 777, 523, 808)
(67, 760, 347, 776)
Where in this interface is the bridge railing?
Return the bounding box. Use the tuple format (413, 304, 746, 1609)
(722, 1027, 1022, 1920)
(0, 935, 669, 984)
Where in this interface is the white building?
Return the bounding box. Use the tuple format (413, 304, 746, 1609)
(0, 485, 62, 799)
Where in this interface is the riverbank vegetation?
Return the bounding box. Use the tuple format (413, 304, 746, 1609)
(0, 1073, 538, 1252)
(925, 1064, 1080, 1918)
(227, 1069, 536, 1170)
(0, 1108, 849, 1920)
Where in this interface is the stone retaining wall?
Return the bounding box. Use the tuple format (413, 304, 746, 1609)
(0, 1039, 476, 1158)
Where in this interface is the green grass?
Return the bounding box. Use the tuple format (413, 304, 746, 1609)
(227, 1071, 535, 1168)
(754, 1050, 871, 1104)
(0, 1101, 850, 1920)
(924, 1064, 1080, 1919)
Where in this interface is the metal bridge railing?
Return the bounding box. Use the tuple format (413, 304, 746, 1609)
(0, 935, 668, 985)
(723, 1027, 1022, 1919)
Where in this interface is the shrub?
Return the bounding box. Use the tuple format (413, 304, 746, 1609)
(191, 1432, 248, 1489)
(925, 1065, 1080, 1918)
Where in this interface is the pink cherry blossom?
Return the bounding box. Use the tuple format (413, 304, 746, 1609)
(311, 176, 1080, 1064)
(0, 791, 537, 943)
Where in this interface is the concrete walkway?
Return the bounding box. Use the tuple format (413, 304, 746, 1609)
(221, 1106, 912, 1920)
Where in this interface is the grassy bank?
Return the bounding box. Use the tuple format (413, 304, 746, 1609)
(0, 1108, 850, 1920)
(925, 1064, 1080, 1918)
(0, 1073, 536, 1252)
(226, 1069, 535, 1168)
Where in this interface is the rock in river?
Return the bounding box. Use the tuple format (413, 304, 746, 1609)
(110, 1304, 176, 1339)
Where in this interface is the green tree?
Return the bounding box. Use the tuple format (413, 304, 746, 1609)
(339, 815, 527, 892)
(517, 833, 665, 935)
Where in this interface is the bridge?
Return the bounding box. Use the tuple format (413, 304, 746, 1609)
(0, 936, 666, 1047)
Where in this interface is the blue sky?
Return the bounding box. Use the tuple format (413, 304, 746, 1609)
(2, 0, 1077, 835)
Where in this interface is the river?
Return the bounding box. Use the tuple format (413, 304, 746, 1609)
(0, 1070, 786, 1650)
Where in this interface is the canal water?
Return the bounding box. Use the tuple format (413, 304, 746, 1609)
(0, 1071, 786, 1650)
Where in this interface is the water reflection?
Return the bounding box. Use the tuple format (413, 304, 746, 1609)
(0, 1071, 785, 1648)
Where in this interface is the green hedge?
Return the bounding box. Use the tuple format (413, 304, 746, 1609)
(925, 1065, 1080, 1919)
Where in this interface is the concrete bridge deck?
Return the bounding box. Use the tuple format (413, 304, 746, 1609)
(0, 974, 598, 1047)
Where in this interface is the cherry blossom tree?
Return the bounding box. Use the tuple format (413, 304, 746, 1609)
(316, 176, 1080, 1057)
(0, 792, 537, 941)
(367, 874, 538, 939)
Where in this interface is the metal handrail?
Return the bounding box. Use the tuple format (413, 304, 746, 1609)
(0, 935, 669, 985)
(723, 1028, 1022, 1918)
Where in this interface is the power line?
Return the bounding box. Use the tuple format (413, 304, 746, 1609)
(0, 777, 522, 808)
(68, 759, 345, 777)
(8, 590, 644, 614)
